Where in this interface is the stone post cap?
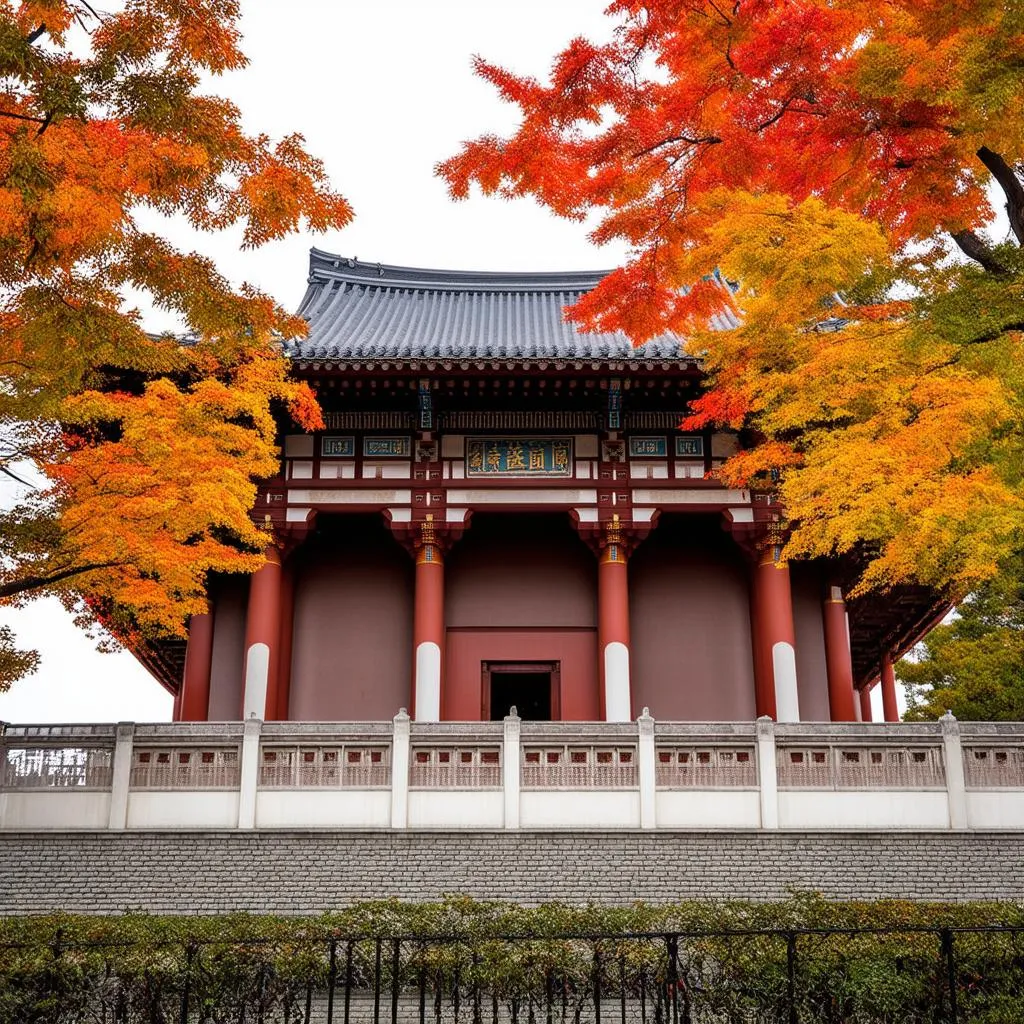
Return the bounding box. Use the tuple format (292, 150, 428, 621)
(940, 710, 960, 736)
(242, 717, 263, 736)
(504, 706, 520, 722)
(394, 708, 411, 723)
(756, 715, 776, 737)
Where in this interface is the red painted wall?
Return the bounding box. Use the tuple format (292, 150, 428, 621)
(445, 631, 599, 720)
(791, 562, 832, 721)
(288, 515, 413, 720)
(629, 515, 757, 720)
(444, 514, 598, 720)
(207, 576, 247, 720)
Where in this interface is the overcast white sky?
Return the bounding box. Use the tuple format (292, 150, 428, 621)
(0, 0, 896, 723)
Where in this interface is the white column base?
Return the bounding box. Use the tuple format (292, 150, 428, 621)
(242, 642, 270, 720)
(603, 641, 632, 722)
(414, 641, 442, 722)
(772, 641, 800, 722)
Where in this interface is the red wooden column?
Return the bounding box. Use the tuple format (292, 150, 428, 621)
(751, 542, 800, 721)
(171, 688, 183, 722)
(822, 583, 857, 721)
(412, 515, 445, 721)
(880, 650, 900, 722)
(749, 563, 775, 719)
(274, 561, 295, 721)
(180, 611, 214, 721)
(859, 682, 874, 722)
(241, 545, 282, 720)
(598, 515, 632, 722)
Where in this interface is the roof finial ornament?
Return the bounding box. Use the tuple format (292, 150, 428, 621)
(377, 262, 384, 277)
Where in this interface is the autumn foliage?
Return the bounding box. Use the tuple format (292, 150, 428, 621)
(0, 1, 351, 680)
(440, 0, 1024, 597)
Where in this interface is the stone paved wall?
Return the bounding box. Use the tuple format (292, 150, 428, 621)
(2, 830, 1021, 914)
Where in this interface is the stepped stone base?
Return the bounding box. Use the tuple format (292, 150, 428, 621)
(2, 829, 1021, 915)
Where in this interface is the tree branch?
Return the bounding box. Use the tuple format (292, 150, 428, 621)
(951, 229, 1008, 274)
(631, 133, 722, 160)
(977, 146, 1024, 246)
(25, 23, 46, 44)
(962, 321, 1024, 347)
(0, 561, 122, 600)
(0, 110, 47, 125)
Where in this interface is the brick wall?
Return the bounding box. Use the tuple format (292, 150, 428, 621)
(2, 830, 1021, 914)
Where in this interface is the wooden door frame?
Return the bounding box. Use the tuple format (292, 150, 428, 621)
(481, 661, 561, 721)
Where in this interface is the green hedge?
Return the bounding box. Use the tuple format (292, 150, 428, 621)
(2, 896, 1023, 1023)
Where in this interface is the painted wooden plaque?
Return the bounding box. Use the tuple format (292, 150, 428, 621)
(321, 436, 355, 457)
(466, 437, 573, 477)
(363, 436, 411, 457)
(629, 436, 668, 458)
(675, 436, 705, 457)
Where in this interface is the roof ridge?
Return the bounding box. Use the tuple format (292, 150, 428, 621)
(308, 248, 613, 293)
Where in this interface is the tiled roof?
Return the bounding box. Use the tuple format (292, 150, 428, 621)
(289, 250, 736, 362)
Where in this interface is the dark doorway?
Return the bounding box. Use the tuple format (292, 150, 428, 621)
(482, 662, 560, 721)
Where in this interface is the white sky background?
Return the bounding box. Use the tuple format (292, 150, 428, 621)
(0, 0, 900, 723)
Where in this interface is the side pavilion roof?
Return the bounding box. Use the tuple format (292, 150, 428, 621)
(291, 249, 735, 362)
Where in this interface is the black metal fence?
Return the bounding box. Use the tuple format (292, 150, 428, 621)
(2, 926, 1023, 1023)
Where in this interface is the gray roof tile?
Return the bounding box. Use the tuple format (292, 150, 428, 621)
(290, 249, 735, 362)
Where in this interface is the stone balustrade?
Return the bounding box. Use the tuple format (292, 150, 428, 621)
(1, 713, 1022, 832)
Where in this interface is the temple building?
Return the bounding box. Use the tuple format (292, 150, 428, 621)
(147, 252, 945, 725)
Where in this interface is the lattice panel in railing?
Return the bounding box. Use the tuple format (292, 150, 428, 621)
(777, 746, 946, 789)
(1, 746, 113, 789)
(259, 745, 391, 788)
(655, 746, 757, 788)
(521, 745, 639, 789)
(963, 746, 1024, 788)
(409, 746, 501, 789)
(130, 747, 240, 790)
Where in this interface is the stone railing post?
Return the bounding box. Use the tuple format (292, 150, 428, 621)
(391, 709, 411, 829)
(941, 712, 968, 830)
(756, 715, 779, 829)
(107, 722, 135, 830)
(237, 717, 262, 829)
(638, 707, 656, 829)
(503, 708, 521, 829)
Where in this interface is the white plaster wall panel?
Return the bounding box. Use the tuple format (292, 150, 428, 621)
(407, 791, 504, 828)
(441, 435, 465, 458)
(575, 435, 599, 458)
(674, 462, 705, 479)
(447, 489, 598, 505)
(632, 488, 749, 505)
(289, 461, 314, 480)
(520, 790, 640, 828)
(2, 792, 111, 830)
(284, 435, 315, 458)
(126, 792, 239, 829)
(289, 489, 412, 504)
(255, 791, 390, 829)
(575, 462, 592, 479)
(630, 462, 669, 479)
(451, 463, 465, 479)
(966, 790, 1024, 829)
(362, 462, 411, 479)
(319, 463, 355, 479)
(778, 791, 949, 830)
(655, 791, 760, 828)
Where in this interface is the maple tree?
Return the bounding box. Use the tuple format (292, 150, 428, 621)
(0, 1, 351, 684)
(440, 0, 1024, 599)
(901, 553, 1024, 721)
